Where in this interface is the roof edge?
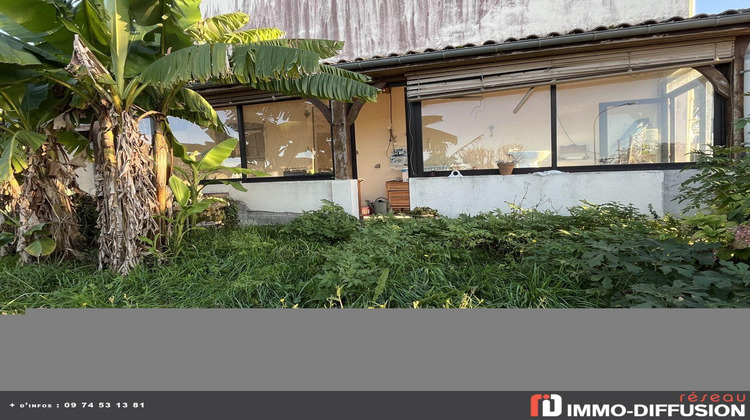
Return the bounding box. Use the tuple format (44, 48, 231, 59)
(334, 11, 750, 72)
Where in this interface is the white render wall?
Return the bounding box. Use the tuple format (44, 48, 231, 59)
(202, 179, 360, 217)
(409, 170, 694, 218)
(200, 0, 691, 62)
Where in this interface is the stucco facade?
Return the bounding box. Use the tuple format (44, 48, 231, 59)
(200, 0, 691, 61)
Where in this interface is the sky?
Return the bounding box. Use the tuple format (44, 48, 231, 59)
(694, 0, 750, 14)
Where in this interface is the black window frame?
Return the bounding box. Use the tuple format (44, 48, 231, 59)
(408, 64, 730, 177)
(176, 98, 337, 184)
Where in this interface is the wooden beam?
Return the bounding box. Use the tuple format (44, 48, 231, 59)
(695, 65, 730, 99)
(308, 97, 332, 124)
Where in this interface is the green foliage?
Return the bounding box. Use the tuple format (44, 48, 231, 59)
(283, 200, 359, 244)
(675, 146, 750, 261)
(408, 206, 439, 218)
(19, 222, 56, 257)
(221, 199, 240, 229)
(676, 146, 750, 223)
(3, 201, 750, 311)
(0, 129, 47, 181)
(0, 215, 57, 258)
(163, 175, 215, 255)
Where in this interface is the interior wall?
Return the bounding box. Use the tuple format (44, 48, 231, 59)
(354, 87, 408, 206)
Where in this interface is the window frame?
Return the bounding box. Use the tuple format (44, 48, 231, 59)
(408, 64, 729, 177)
(178, 98, 337, 184)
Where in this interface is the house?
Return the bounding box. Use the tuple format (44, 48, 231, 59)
(164, 1, 750, 221)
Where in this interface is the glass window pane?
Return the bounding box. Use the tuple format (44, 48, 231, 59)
(421, 87, 551, 172)
(557, 68, 713, 166)
(242, 100, 332, 177)
(168, 108, 241, 179)
(138, 118, 152, 141)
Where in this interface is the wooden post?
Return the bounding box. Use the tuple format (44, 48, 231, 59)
(732, 36, 750, 146)
(331, 101, 352, 180)
(315, 83, 385, 180)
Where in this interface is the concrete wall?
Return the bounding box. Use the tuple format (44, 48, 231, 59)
(202, 179, 359, 223)
(410, 170, 695, 217)
(200, 0, 691, 61)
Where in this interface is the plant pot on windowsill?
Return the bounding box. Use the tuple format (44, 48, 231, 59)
(496, 162, 516, 175)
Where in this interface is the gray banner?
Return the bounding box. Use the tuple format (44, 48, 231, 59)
(0, 309, 748, 391)
(0, 391, 747, 419)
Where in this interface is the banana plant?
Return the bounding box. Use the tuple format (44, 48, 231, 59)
(0, 80, 89, 262)
(164, 136, 263, 253)
(1, 0, 380, 275)
(170, 136, 264, 225)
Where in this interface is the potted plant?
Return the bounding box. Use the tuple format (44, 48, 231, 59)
(496, 143, 526, 175)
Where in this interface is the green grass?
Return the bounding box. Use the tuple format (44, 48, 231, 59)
(2, 203, 749, 313)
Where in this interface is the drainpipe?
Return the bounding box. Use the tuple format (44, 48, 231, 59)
(745, 44, 750, 146)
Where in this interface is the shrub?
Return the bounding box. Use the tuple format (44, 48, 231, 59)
(282, 200, 359, 243)
(676, 146, 750, 222)
(676, 146, 750, 261)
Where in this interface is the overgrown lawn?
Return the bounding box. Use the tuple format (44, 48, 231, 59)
(2, 202, 749, 313)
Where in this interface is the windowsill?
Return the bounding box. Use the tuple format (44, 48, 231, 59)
(417, 162, 694, 177)
(199, 173, 337, 184)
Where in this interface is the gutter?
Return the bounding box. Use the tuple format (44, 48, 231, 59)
(335, 12, 750, 72)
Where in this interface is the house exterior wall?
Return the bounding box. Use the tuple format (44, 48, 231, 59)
(354, 87, 408, 205)
(409, 170, 695, 217)
(200, 0, 691, 61)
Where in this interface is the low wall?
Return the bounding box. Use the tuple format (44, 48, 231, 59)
(409, 170, 695, 218)
(203, 179, 359, 224)
(74, 165, 358, 224)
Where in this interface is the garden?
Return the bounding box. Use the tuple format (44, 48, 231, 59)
(1, 1, 750, 312)
(2, 146, 750, 312)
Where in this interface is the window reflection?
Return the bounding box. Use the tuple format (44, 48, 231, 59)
(168, 108, 241, 179)
(557, 69, 713, 166)
(242, 101, 332, 177)
(421, 87, 552, 171)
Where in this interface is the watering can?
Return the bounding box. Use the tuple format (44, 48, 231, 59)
(367, 197, 391, 215)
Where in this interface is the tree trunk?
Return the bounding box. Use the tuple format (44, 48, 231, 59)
(0, 178, 20, 257)
(95, 109, 158, 275)
(14, 140, 82, 262)
(153, 118, 173, 247)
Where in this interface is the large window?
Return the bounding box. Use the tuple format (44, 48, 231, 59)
(421, 87, 551, 171)
(168, 107, 241, 179)
(169, 100, 333, 180)
(415, 67, 721, 174)
(242, 101, 332, 177)
(557, 68, 714, 166)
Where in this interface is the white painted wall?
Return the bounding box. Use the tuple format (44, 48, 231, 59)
(203, 179, 360, 216)
(201, 0, 691, 61)
(410, 170, 693, 217)
(75, 162, 96, 196)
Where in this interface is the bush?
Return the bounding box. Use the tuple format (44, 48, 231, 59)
(676, 146, 750, 223)
(675, 146, 750, 261)
(282, 200, 359, 243)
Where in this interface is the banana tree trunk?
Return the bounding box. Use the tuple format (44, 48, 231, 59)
(15, 141, 82, 262)
(154, 120, 169, 215)
(153, 118, 173, 246)
(0, 178, 21, 257)
(94, 109, 158, 275)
